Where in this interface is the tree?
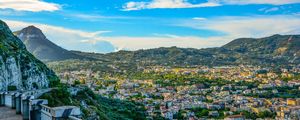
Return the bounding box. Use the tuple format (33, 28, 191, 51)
(74, 80, 81, 85)
(7, 85, 17, 91)
(257, 111, 275, 118)
(174, 110, 186, 120)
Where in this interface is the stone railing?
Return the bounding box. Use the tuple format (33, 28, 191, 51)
(40, 104, 81, 120)
(0, 89, 82, 120)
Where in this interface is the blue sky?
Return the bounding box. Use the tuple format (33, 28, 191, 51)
(1, 0, 300, 53)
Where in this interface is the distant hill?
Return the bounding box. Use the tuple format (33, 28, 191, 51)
(221, 34, 300, 65)
(223, 34, 300, 57)
(14, 26, 86, 61)
(101, 34, 300, 67)
(47, 34, 300, 74)
(16, 25, 299, 66)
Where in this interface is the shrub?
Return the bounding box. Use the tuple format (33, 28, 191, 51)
(8, 85, 17, 91)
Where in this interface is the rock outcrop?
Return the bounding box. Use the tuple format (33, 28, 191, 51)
(0, 20, 59, 91)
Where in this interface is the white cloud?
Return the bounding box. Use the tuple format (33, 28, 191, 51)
(217, 0, 300, 5)
(5, 20, 112, 52)
(264, 7, 280, 13)
(109, 15, 300, 50)
(67, 13, 137, 22)
(182, 15, 300, 39)
(123, 0, 220, 11)
(101, 36, 227, 51)
(71, 14, 105, 20)
(0, 10, 25, 16)
(192, 17, 207, 20)
(0, 0, 60, 12)
(259, 7, 281, 13)
(4, 19, 226, 52)
(123, 0, 300, 11)
(4, 15, 300, 53)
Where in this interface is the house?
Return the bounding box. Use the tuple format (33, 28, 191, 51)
(223, 111, 233, 116)
(224, 115, 245, 120)
(272, 89, 278, 94)
(209, 111, 219, 117)
(288, 80, 300, 86)
(162, 111, 173, 120)
(287, 99, 297, 106)
(221, 85, 232, 91)
(243, 89, 251, 94)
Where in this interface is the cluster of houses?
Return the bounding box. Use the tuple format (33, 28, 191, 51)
(94, 81, 300, 119)
(55, 65, 300, 119)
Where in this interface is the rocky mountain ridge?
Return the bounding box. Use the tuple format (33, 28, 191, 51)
(0, 20, 59, 91)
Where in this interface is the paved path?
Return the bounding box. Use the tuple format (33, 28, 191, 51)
(0, 107, 22, 120)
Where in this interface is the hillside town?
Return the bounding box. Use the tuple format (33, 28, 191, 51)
(1, 0, 300, 119)
(56, 65, 300, 119)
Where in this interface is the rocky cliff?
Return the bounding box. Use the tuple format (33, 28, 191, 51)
(0, 20, 59, 91)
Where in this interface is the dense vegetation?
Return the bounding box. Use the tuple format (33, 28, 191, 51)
(99, 71, 258, 88)
(103, 34, 299, 66)
(39, 86, 147, 120)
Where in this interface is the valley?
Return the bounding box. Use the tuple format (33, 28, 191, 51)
(1, 1, 300, 120)
(14, 25, 300, 119)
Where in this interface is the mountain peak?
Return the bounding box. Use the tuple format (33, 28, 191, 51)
(22, 25, 43, 33)
(26, 25, 39, 30)
(14, 26, 85, 61)
(17, 25, 46, 40)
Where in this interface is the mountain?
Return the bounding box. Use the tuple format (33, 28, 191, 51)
(0, 20, 59, 91)
(46, 34, 299, 76)
(221, 34, 300, 65)
(89, 34, 300, 67)
(15, 25, 300, 67)
(47, 34, 300, 74)
(14, 26, 84, 61)
(223, 34, 300, 57)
